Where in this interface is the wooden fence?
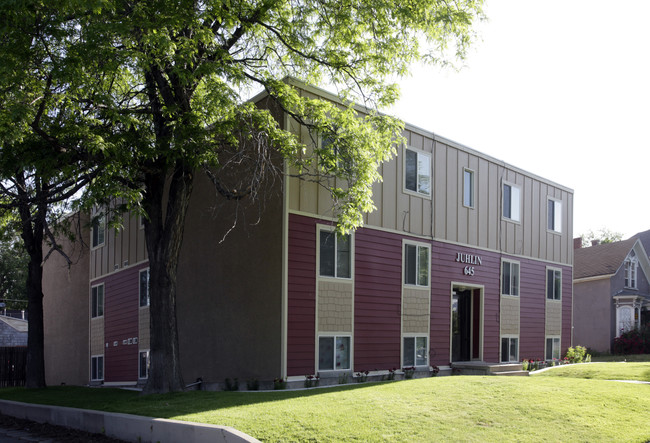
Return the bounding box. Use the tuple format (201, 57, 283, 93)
(0, 346, 27, 387)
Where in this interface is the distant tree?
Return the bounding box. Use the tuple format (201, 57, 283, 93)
(0, 232, 28, 311)
(581, 228, 623, 247)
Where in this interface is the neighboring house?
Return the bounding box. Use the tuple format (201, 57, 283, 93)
(43, 79, 574, 388)
(573, 237, 650, 353)
(0, 315, 27, 347)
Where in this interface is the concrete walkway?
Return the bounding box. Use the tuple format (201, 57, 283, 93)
(0, 426, 55, 443)
(0, 400, 260, 443)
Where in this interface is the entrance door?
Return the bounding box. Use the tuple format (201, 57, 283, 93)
(452, 289, 472, 362)
(452, 287, 481, 362)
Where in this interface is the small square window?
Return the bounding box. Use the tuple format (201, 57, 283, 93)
(501, 261, 519, 296)
(91, 284, 104, 318)
(405, 148, 431, 196)
(403, 336, 428, 367)
(139, 269, 150, 307)
(404, 243, 430, 286)
(547, 199, 562, 233)
(318, 335, 351, 371)
(545, 337, 561, 360)
(463, 169, 474, 208)
(501, 336, 518, 363)
(546, 269, 562, 300)
(503, 183, 521, 222)
(319, 230, 351, 278)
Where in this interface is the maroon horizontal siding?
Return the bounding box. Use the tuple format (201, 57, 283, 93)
(561, 266, 573, 355)
(430, 243, 501, 365)
(354, 228, 402, 371)
(287, 214, 317, 376)
(102, 262, 148, 382)
(518, 257, 547, 360)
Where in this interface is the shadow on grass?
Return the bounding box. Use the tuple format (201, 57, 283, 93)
(0, 380, 408, 419)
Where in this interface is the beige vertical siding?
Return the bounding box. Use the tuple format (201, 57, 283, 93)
(317, 281, 354, 332)
(138, 307, 150, 349)
(90, 318, 104, 356)
(286, 85, 574, 265)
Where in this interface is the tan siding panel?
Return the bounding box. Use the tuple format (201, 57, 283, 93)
(382, 155, 398, 230)
(433, 142, 447, 239)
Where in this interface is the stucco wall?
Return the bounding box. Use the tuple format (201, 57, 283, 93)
(573, 278, 612, 352)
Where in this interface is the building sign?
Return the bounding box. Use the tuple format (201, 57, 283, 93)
(455, 252, 483, 276)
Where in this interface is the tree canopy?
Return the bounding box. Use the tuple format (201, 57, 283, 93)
(0, 0, 484, 393)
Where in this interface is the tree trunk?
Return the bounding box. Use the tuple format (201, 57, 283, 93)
(25, 250, 46, 388)
(142, 162, 194, 394)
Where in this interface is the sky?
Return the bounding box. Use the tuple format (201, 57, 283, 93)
(387, 0, 650, 239)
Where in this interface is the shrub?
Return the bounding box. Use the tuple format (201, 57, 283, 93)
(273, 378, 286, 390)
(246, 378, 260, 391)
(612, 326, 650, 355)
(565, 346, 588, 363)
(224, 378, 239, 391)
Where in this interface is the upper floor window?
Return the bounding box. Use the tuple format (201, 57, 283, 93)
(502, 182, 521, 222)
(91, 284, 104, 318)
(91, 213, 106, 248)
(624, 251, 637, 288)
(547, 198, 562, 233)
(139, 269, 150, 307)
(404, 242, 430, 287)
(546, 268, 562, 300)
(404, 147, 431, 196)
(319, 229, 351, 279)
(463, 168, 475, 208)
(501, 260, 520, 296)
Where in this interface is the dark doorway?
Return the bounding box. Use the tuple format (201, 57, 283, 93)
(452, 289, 472, 362)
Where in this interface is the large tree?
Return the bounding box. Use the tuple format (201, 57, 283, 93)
(0, 2, 106, 388)
(4, 0, 484, 393)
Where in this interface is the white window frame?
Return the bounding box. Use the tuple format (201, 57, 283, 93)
(138, 350, 150, 379)
(547, 198, 562, 233)
(502, 181, 521, 222)
(317, 225, 353, 280)
(403, 146, 431, 197)
(139, 268, 150, 307)
(403, 240, 430, 288)
(463, 168, 475, 208)
(91, 283, 104, 318)
(501, 259, 520, 297)
(545, 336, 561, 360)
(91, 355, 104, 381)
(500, 335, 519, 363)
(402, 334, 429, 367)
(91, 212, 106, 248)
(546, 267, 562, 301)
(317, 334, 351, 372)
(624, 252, 638, 289)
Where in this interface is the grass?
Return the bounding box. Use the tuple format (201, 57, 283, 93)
(0, 364, 648, 442)
(589, 353, 650, 363)
(533, 361, 650, 382)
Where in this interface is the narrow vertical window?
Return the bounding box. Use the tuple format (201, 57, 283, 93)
(463, 169, 474, 208)
(319, 230, 351, 278)
(501, 261, 519, 296)
(624, 251, 637, 288)
(91, 355, 104, 381)
(92, 213, 106, 248)
(501, 337, 518, 362)
(545, 337, 561, 360)
(139, 269, 150, 307)
(91, 284, 104, 318)
(503, 183, 521, 222)
(405, 148, 431, 196)
(546, 269, 562, 300)
(404, 243, 430, 286)
(547, 199, 562, 232)
(139, 350, 150, 379)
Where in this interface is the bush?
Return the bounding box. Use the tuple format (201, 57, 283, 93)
(612, 326, 650, 355)
(565, 346, 588, 363)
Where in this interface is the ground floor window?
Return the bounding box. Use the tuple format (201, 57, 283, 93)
(139, 350, 150, 379)
(91, 355, 104, 381)
(403, 336, 428, 367)
(545, 336, 561, 360)
(318, 335, 351, 371)
(500, 336, 518, 363)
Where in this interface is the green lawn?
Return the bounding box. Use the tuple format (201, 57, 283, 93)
(533, 361, 650, 382)
(1, 364, 648, 442)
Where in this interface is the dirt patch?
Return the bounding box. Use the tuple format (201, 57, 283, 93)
(0, 413, 126, 442)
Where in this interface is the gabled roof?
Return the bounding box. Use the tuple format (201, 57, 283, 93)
(574, 237, 640, 280)
(0, 315, 28, 332)
(631, 229, 650, 254)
